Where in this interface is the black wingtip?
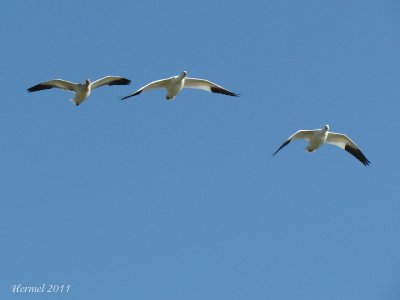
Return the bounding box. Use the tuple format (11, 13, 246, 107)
(110, 78, 131, 86)
(210, 86, 239, 97)
(345, 144, 371, 166)
(271, 150, 280, 157)
(27, 83, 53, 93)
(362, 157, 371, 166)
(121, 89, 142, 100)
(120, 78, 132, 85)
(272, 139, 291, 157)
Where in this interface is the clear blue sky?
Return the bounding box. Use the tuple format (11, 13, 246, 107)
(1, 0, 400, 299)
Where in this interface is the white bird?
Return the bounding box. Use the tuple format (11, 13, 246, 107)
(273, 125, 370, 166)
(121, 71, 238, 100)
(27, 76, 131, 106)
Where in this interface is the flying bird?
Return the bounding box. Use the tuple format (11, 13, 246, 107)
(121, 71, 238, 100)
(272, 125, 370, 166)
(27, 76, 131, 106)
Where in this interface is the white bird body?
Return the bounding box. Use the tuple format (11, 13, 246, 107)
(28, 76, 131, 106)
(305, 127, 328, 152)
(273, 125, 370, 166)
(71, 82, 92, 105)
(166, 73, 186, 100)
(121, 71, 238, 100)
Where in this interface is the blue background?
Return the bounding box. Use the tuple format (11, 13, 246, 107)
(1, 0, 400, 299)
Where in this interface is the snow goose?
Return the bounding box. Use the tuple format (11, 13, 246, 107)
(121, 71, 238, 100)
(272, 125, 370, 166)
(27, 76, 131, 106)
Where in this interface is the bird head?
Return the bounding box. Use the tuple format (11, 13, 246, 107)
(85, 79, 90, 85)
(181, 71, 187, 78)
(324, 124, 330, 131)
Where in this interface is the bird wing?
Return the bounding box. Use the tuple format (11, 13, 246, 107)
(272, 130, 314, 156)
(90, 76, 131, 90)
(27, 79, 78, 93)
(326, 132, 370, 166)
(121, 78, 170, 100)
(184, 77, 238, 97)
